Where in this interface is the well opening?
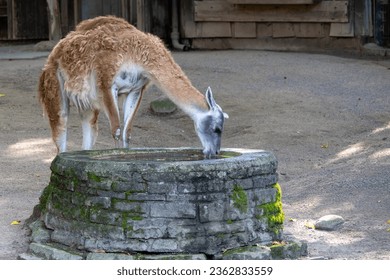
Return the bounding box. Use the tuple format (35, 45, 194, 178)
(90, 148, 241, 162)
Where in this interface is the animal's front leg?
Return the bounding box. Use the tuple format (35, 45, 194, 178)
(103, 85, 121, 147)
(122, 89, 144, 148)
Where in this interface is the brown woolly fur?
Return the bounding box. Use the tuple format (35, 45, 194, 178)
(38, 16, 211, 153)
(75, 15, 134, 32)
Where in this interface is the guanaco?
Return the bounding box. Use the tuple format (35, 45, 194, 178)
(38, 16, 228, 158)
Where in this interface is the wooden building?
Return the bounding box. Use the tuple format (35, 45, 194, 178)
(179, 0, 390, 51)
(1, 0, 389, 52)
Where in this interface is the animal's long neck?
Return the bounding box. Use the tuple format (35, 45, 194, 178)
(144, 52, 209, 119)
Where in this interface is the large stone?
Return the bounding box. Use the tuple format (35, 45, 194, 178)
(315, 215, 345, 231)
(150, 97, 177, 115)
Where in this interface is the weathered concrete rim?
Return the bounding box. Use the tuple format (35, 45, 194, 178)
(51, 147, 278, 175)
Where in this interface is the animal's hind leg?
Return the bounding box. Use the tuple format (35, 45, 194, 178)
(54, 97, 70, 153)
(80, 109, 99, 150)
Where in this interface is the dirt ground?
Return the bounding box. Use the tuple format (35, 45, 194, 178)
(0, 45, 389, 260)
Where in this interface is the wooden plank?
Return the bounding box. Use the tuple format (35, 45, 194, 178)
(191, 37, 358, 51)
(180, 0, 197, 38)
(194, 1, 348, 23)
(7, 0, 14, 39)
(272, 23, 294, 38)
(196, 22, 232, 38)
(227, 0, 320, 4)
(137, 0, 151, 32)
(295, 23, 325, 37)
(329, 22, 354, 37)
(74, 0, 80, 25)
(256, 23, 273, 37)
(129, 0, 137, 25)
(60, 0, 69, 34)
(232, 22, 256, 38)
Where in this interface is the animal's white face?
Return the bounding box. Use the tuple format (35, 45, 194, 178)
(195, 87, 229, 158)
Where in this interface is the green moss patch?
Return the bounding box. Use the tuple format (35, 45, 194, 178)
(257, 183, 284, 236)
(87, 172, 102, 183)
(231, 185, 248, 213)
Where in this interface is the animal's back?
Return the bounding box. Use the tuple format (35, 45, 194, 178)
(75, 15, 135, 32)
(46, 21, 173, 94)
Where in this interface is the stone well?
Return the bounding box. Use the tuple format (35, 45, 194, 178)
(23, 148, 287, 260)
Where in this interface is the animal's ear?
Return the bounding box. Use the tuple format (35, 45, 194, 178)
(206, 87, 229, 119)
(205, 87, 217, 110)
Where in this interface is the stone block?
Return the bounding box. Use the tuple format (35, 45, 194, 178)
(141, 253, 207, 260)
(90, 209, 122, 226)
(151, 239, 179, 252)
(29, 243, 83, 260)
(147, 181, 177, 194)
(222, 246, 271, 260)
(84, 238, 149, 252)
(51, 229, 85, 248)
(199, 201, 226, 222)
(85, 196, 111, 209)
(86, 253, 135, 260)
(112, 181, 147, 193)
(150, 202, 196, 219)
(112, 199, 149, 214)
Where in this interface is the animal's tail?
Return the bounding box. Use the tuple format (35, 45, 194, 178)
(38, 60, 63, 143)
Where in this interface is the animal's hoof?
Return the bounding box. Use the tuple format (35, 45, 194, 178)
(114, 128, 121, 141)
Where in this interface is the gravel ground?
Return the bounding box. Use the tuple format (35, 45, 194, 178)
(0, 45, 389, 259)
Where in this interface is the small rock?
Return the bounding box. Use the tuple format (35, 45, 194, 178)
(315, 215, 344, 231)
(150, 97, 177, 115)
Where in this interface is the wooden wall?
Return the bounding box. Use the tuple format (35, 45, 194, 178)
(180, 0, 358, 50)
(59, 0, 171, 42)
(0, 0, 48, 40)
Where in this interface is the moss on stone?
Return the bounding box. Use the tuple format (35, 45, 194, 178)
(231, 185, 248, 213)
(223, 246, 255, 256)
(270, 243, 284, 259)
(129, 214, 143, 221)
(269, 240, 304, 260)
(219, 151, 240, 158)
(87, 172, 102, 183)
(121, 212, 134, 232)
(38, 183, 54, 212)
(257, 183, 284, 236)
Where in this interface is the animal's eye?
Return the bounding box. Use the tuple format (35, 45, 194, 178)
(214, 127, 222, 134)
